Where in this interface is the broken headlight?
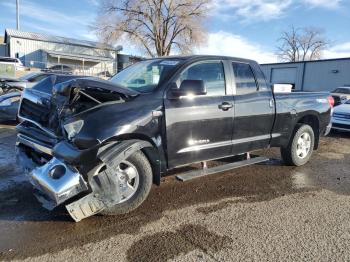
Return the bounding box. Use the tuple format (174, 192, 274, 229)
(64, 120, 84, 140)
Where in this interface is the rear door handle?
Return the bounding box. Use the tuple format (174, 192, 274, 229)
(218, 102, 233, 111)
(269, 98, 274, 108)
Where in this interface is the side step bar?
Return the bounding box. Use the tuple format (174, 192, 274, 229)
(176, 156, 269, 182)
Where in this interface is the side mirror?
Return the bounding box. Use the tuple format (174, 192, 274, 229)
(168, 80, 206, 99)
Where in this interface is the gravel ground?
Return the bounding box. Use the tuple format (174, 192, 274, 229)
(0, 125, 349, 261)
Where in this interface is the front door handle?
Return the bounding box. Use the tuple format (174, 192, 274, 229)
(218, 102, 233, 111)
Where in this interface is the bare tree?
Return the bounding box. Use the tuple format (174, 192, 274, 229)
(94, 0, 210, 57)
(277, 26, 329, 62)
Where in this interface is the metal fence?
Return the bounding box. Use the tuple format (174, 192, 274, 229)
(24, 60, 116, 78)
(1, 57, 143, 79)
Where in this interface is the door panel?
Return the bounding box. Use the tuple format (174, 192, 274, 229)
(165, 96, 234, 167)
(231, 62, 274, 154)
(164, 60, 234, 168)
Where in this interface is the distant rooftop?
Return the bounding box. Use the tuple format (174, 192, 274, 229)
(261, 57, 350, 65)
(4, 28, 116, 51)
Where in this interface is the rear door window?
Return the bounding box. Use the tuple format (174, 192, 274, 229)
(232, 62, 258, 95)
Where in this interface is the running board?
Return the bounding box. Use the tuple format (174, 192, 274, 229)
(176, 156, 269, 182)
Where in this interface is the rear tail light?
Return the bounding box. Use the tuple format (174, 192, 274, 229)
(327, 96, 334, 108)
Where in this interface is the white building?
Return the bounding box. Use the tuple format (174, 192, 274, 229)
(3, 29, 122, 76)
(261, 58, 350, 92)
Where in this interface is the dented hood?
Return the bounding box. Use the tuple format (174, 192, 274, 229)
(52, 77, 140, 97)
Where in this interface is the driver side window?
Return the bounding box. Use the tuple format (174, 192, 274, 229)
(177, 61, 226, 96)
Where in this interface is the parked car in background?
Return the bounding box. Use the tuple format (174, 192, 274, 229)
(42, 64, 73, 74)
(0, 92, 21, 122)
(0, 74, 86, 122)
(0, 56, 25, 71)
(332, 100, 350, 132)
(331, 87, 350, 106)
(19, 72, 54, 86)
(0, 72, 54, 95)
(97, 71, 112, 78)
(0, 77, 23, 94)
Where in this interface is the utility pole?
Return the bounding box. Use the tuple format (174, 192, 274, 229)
(16, 0, 20, 30)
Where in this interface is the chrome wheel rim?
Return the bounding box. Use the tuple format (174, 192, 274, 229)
(93, 160, 140, 203)
(116, 161, 140, 203)
(296, 132, 311, 159)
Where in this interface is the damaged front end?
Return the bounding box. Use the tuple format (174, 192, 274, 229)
(31, 158, 88, 208)
(17, 137, 152, 222)
(16, 77, 142, 221)
(16, 137, 92, 212)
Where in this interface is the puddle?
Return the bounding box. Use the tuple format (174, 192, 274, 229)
(126, 224, 231, 262)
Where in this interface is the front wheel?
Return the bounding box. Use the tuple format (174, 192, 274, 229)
(280, 124, 315, 166)
(97, 150, 153, 215)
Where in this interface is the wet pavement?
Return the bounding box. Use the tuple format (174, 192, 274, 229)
(0, 125, 349, 261)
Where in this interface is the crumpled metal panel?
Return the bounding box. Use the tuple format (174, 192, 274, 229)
(66, 140, 153, 222)
(29, 157, 88, 207)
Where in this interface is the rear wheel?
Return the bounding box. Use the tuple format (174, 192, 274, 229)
(280, 124, 315, 166)
(98, 150, 153, 215)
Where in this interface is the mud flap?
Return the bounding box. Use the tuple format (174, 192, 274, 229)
(66, 140, 153, 222)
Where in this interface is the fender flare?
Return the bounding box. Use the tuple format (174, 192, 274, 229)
(66, 139, 160, 222)
(98, 139, 162, 185)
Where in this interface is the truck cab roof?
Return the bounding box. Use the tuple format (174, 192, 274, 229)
(144, 55, 256, 64)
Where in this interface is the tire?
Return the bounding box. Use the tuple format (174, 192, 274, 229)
(280, 124, 315, 166)
(101, 150, 153, 215)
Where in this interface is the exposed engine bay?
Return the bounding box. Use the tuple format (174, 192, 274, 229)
(16, 77, 143, 221)
(19, 77, 138, 136)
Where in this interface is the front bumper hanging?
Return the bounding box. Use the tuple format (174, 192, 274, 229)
(30, 157, 89, 209)
(17, 139, 153, 222)
(16, 144, 89, 210)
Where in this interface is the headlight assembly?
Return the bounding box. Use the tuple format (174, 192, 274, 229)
(64, 120, 84, 140)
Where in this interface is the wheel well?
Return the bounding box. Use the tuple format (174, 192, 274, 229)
(297, 115, 320, 150)
(103, 135, 163, 185)
(141, 146, 162, 185)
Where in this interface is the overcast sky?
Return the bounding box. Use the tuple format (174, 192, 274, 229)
(1, 0, 350, 63)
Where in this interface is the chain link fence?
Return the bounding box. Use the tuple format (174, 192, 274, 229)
(24, 60, 116, 79)
(1, 55, 143, 79)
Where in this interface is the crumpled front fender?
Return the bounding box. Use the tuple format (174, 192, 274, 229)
(66, 139, 155, 222)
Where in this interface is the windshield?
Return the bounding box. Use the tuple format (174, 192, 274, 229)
(110, 59, 182, 93)
(333, 88, 350, 94)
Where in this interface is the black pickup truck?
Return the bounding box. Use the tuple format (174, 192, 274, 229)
(16, 56, 333, 221)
